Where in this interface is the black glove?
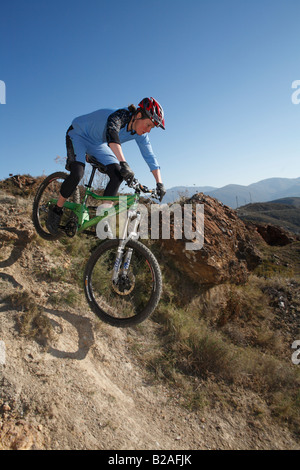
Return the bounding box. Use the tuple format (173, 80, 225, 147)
(156, 182, 166, 202)
(120, 161, 134, 183)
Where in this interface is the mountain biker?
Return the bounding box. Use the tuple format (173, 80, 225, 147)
(46, 97, 166, 235)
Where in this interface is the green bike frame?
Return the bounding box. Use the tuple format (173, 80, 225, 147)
(50, 187, 139, 235)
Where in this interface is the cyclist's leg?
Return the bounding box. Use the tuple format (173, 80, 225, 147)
(94, 163, 124, 239)
(60, 161, 85, 199)
(88, 143, 123, 239)
(60, 131, 87, 200)
(65, 126, 75, 171)
(87, 143, 123, 205)
(103, 163, 123, 197)
(47, 131, 87, 234)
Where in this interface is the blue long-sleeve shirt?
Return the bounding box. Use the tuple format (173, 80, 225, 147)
(71, 107, 160, 171)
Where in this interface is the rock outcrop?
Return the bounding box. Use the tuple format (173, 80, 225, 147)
(0, 174, 44, 197)
(253, 223, 297, 246)
(159, 193, 263, 286)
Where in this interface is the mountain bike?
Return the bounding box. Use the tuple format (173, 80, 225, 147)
(32, 156, 162, 327)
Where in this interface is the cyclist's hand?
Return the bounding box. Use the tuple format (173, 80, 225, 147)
(156, 182, 166, 202)
(120, 161, 134, 184)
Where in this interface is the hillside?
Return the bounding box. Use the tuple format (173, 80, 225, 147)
(0, 177, 300, 450)
(237, 197, 300, 235)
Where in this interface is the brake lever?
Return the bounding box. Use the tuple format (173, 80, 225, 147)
(126, 179, 159, 200)
(139, 184, 149, 193)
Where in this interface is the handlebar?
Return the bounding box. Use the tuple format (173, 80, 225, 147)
(126, 177, 158, 200)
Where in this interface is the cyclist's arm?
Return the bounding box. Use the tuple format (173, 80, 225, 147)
(136, 134, 160, 172)
(137, 136, 163, 186)
(108, 142, 126, 163)
(152, 168, 162, 184)
(106, 109, 129, 145)
(110, 143, 162, 183)
(106, 109, 131, 163)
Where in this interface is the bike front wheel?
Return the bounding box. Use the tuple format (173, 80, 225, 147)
(84, 239, 162, 327)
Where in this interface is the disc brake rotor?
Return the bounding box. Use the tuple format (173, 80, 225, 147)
(112, 273, 135, 295)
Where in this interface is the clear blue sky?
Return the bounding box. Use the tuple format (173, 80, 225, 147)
(1, 0, 299, 190)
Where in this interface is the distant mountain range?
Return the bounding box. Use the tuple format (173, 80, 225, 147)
(164, 177, 300, 208)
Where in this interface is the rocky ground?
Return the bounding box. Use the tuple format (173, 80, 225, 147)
(0, 184, 299, 450)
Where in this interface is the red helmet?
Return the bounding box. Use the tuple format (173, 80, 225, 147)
(138, 97, 165, 130)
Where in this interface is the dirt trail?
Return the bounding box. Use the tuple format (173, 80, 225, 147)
(0, 191, 299, 450)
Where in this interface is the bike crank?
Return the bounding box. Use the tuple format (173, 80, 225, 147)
(63, 218, 78, 237)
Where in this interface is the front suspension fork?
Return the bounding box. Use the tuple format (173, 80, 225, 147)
(111, 210, 140, 283)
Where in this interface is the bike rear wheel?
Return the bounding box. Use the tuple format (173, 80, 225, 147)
(84, 239, 162, 327)
(32, 172, 80, 240)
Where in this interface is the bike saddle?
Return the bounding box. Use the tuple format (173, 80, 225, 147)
(86, 154, 108, 174)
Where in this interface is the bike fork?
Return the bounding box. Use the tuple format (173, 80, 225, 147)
(111, 210, 141, 283)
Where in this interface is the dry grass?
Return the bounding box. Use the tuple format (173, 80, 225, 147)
(143, 247, 300, 432)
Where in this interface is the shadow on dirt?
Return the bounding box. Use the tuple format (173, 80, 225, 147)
(45, 308, 95, 360)
(0, 227, 33, 268)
